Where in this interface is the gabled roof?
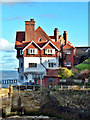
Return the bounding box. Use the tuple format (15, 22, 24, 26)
(49, 36, 55, 39)
(23, 41, 41, 51)
(22, 40, 60, 51)
(41, 41, 60, 51)
(37, 41, 48, 48)
(63, 41, 75, 49)
(67, 41, 75, 49)
(36, 26, 52, 41)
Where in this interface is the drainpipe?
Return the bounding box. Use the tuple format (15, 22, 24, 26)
(59, 41, 63, 67)
(40, 50, 47, 70)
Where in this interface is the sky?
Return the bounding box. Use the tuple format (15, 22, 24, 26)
(0, 1, 89, 70)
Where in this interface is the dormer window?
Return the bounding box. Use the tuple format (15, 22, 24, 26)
(27, 49, 37, 55)
(45, 49, 55, 55)
(38, 38, 42, 42)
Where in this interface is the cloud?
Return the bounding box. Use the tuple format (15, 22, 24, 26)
(4, 16, 28, 21)
(0, 38, 16, 52)
(0, 50, 19, 70)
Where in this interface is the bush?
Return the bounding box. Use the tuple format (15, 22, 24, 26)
(58, 67, 74, 79)
(77, 69, 89, 80)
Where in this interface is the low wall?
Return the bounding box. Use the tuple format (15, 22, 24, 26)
(1, 89, 89, 119)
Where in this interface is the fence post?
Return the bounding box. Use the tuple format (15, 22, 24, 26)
(61, 85, 63, 90)
(68, 86, 70, 90)
(83, 85, 85, 90)
(8, 85, 13, 98)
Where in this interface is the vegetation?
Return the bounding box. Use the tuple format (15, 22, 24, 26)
(58, 67, 74, 79)
(75, 58, 90, 71)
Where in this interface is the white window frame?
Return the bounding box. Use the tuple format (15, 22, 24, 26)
(48, 63, 56, 67)
(27, 49, 37, 54)
(20, 49, 23, 55)
(45, 49, 55, 55)
(38, 38, 42, 42)
(65, 50, 71, 54)
(65, 62, 71, 66)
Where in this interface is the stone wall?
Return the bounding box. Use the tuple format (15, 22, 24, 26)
(1, 90, 89, 120)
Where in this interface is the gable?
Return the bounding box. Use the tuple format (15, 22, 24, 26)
(63, 44, 74, 49)
(23, 41, 41, 51)
(42, 41, 59, 51)
(36, 26, 52, 42)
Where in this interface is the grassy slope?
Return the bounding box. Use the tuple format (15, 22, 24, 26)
(75, 58, 90, 71)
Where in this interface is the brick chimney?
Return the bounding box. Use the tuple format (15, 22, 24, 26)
(25, 19, 35, 41)
(63, 31, 67, 45)
(54, 28, 59, 42)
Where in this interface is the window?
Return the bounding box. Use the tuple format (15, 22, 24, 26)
(65, 50, 71, 54)
(48, 63, 56, 67)
(20, 76, 24, 80)
(27, 49, 37, 54)
(47, 39, 49, 42)
(33, 73, 43, 79)
(29, 63, 37, 67)
(38, 38, 42, 42)
(65, 62, 71, 66)
(20, 50, 23, 55)
(45, 49, 55, 54)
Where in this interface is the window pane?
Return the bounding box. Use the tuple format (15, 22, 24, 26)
(29, 63, 37, 67)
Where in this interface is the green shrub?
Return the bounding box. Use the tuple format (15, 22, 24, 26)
(58, 67, 74, 79)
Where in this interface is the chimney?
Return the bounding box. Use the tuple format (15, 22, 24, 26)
(25, 19, 35, 41)
(54, 28, 59, 42)
(63, 31, 68, 45)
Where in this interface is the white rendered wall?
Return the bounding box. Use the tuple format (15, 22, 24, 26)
(19, 57, 59, 84)
(24, 57, 58, 72)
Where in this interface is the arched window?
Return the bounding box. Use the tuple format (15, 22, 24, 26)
(38, 38, 42, 42)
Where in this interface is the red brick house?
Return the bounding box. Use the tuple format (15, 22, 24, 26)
(15, 19, 76, 87)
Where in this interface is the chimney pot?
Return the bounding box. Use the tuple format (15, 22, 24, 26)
(30, 19, 34, 21)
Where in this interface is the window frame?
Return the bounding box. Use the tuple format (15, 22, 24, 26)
(20, 49, 23, 55)
(45, 49, 55, 55)
(27, 49, 37, 55)
(65, 62, 71, 66)
(48, 62, 56, 67)
(28, 63, 37, 68)
(65, 50, 71, 54)
(38, 38, 42, 42)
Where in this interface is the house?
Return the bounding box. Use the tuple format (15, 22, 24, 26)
(15, 19, 76, 87)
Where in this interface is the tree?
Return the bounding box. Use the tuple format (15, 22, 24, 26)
(58, 67, 74, 79)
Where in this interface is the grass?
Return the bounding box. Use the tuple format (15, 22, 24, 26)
(75, 58, 90, 71)
(75, 63, 90, 71)
(84, 58, 90, 63)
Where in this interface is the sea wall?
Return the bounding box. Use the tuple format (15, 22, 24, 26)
(1, 90, 89, 119)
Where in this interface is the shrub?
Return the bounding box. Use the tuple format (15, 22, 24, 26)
(58, 67, 74, 79)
